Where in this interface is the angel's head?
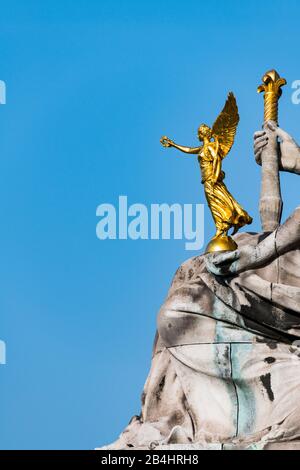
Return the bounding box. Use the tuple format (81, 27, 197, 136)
(197, 124, 212, 141)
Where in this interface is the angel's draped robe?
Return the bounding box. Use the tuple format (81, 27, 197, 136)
(199, 147, 252, 233)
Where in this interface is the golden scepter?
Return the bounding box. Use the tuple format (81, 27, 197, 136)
(257, 70, 287, 231)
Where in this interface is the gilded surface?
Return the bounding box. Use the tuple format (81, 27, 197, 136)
(257, 69, 286, 124)
(161, 93, 252, 252)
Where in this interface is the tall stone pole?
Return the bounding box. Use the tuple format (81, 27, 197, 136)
(257, 70, 286, 231)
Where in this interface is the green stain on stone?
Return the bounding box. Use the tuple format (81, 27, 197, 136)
(231, 343, 256, 436)
(214, 342, 257, 437)
(212, 299, 257, 438)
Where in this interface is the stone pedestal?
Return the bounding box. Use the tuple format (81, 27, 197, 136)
(101, 232, 300, 450)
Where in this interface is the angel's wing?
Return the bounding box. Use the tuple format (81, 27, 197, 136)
(211, 92, 239, 159)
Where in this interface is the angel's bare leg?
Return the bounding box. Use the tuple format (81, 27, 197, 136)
(214, 229, 226, 238)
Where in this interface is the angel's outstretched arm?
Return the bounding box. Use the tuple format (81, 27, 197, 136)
(172, 142, 202, 154)
(160, 136, 201, 154)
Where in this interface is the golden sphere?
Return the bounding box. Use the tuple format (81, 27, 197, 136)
(205, 235, 238, 254)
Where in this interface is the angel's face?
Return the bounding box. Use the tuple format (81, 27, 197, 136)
(198, 124, 212, 141)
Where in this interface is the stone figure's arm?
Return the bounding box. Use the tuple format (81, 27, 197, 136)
(205, 206, 300, 276)
(160, 136, 201, 154)
(254, 121, 300, 174)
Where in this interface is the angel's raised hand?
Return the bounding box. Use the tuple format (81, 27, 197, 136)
(160, 136, 173, 148)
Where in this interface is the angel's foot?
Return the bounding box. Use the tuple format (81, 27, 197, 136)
(214, 230, 227, 239)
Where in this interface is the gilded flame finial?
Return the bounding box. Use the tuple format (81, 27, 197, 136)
(257, 69, 287, 124)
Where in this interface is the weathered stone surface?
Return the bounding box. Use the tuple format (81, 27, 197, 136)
(101, 230, 300, 450)
(100, 126, 300, 451)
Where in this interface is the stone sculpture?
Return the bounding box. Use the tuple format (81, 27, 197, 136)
(101, 72, 300, 450)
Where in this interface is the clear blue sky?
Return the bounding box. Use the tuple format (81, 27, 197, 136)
(1, 0, 300, 449)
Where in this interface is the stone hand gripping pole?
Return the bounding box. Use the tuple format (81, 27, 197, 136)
(257, 70, 286, 231)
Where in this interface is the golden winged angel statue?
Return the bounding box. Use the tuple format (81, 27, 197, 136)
(160, 92, 252, 253)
